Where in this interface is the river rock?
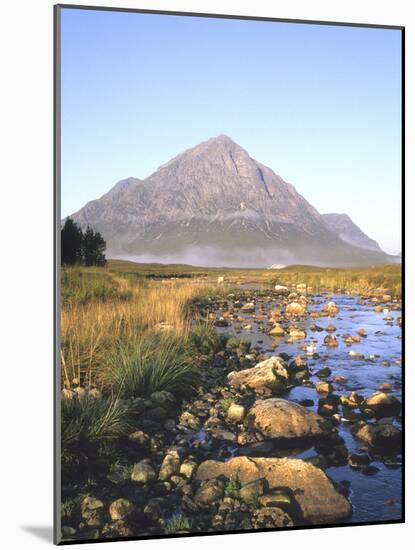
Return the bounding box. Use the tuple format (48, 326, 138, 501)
(180, 460, 198, 479)
(131, 461, 157, 484)
(269, 324, 285, 337)
(109, 499, 135, 521)
(247, 398, 331, 441)
(316, 381, 332, 393)
(252, 507, 294, 528)
(322, 301, 339, 315)
(324, 335, 338, 347)
(362, 392, 401, 418)
(353, 422, 402, 451)
(239, 479, 265, 504)
(286, 302, 306, 316)
(150, 390, 175, 409)
(227, 403, 246, 422)
(159, 450, 181, 481)
(274, 285, 289, 295)
(81, 496, 104, 527)
(195, 479, 224, 505)
(228, 356, 289, 392)
(196, 457, 351, 524)
(241, 302, 255, 312)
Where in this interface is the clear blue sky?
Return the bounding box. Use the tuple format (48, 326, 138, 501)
(61, 8, 402, 254)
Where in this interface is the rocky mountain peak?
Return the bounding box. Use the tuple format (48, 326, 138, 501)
(69, 136, 391, 267)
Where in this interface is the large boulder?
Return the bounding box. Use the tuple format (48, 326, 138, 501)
(362, 392, 401, 418)
(228, 356, 289, 392)
(353, 422, 402, 452)
(196, 456, 351, 524)
(247, 398, 331, 441)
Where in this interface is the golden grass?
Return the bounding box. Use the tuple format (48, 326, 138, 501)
(61, 272, 211, 388)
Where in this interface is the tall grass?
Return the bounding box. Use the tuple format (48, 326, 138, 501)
(62, 267, 133, 306)
(101, 333, 201, 398)
(61, 268, 212, 389)
(62, 396, 135, 449)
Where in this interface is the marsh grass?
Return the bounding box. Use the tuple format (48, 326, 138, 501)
(189, 323, 222, 354)
(61, 396, 136, 449)
(101, 333, 201, 398)
(61, 269, 213, 388)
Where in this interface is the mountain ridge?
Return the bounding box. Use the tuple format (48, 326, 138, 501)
(70, 135, 395, 267)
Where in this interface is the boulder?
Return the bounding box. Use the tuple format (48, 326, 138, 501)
(81, 497, 104, 527)
(286, 302, 306, 316)
(247, 398, 331, 441)
(353, 423, 402, 451)
(195, 479, 224, 505)
(158, 450, 181, 481)
(196, 457, 351, 524)
(252, 507, 294, 528)
(109, 499, 135, 521)
(228, 356, 289, 392)
(362, 392, 401, 418)
(131, 461, 156, 484)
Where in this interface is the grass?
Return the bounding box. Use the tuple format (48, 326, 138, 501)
(101, 333, 201, 398)
(164, 514, 192, 534)
(189, 323, 222, 354)
(61, 395, 136, 449)
(107, 259, 402, 297)
(220, 397, 235, 412)
(61, 268, 212, 389)
(61, 261, 400, 393)
(270, 264, 401, 297)
(61, 495, 84, 521)
(61, 267, 133, 306)
(224, 478, 241, 500)
(226, 336, 251, 351)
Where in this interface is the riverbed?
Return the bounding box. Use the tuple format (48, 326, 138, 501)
(212, 291, 402, 523)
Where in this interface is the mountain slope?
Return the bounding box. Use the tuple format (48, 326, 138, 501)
(321, 213, 383, 253)
(70, 135, 391, 267)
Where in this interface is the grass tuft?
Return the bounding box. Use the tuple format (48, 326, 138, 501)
(165, 514, 191, 534)
(189, 323, 222, 354)
(101, 333, 201, 399)
(61, 396, 135, 450)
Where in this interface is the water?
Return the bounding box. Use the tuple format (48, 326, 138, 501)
(215, 292, 402, 523)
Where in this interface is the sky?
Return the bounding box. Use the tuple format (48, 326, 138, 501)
(60, 8, 402, 254)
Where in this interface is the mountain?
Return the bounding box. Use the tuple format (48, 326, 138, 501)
(321, 213, 383, 253)
(70, 135, 393, 267)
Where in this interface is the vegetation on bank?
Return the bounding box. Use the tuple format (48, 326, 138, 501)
(107, 259, 401, 296)
(60, 260, 401, 462)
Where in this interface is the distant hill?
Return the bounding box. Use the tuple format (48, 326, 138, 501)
(70, 135, 395, 267)
(321, 213, 383, 253)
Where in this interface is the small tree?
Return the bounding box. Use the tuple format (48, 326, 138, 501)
(83, 226, 107, 267)
(61, 218, 84, 265)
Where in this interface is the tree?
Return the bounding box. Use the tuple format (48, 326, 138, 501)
(61, 218, 107, 267)
(61, 218, 83, 265)
(83, 226, 107, 267)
